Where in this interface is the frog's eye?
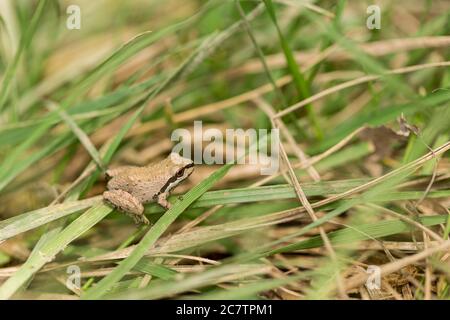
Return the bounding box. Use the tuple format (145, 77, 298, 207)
(176, 169, 184, 178)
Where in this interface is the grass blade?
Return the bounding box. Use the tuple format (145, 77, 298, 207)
(0, 0, 48, 112)
(0, 203, 112, 299)
(46, 101, 105, 171)
(263, 0, 322, 138)
(0, 197, 101, 242)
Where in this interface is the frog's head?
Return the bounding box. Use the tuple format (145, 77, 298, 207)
(161, 153, 194, 193)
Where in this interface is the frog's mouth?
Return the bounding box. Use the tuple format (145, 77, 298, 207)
(183, 162, 195, 178)
(184, 162, 194, 171)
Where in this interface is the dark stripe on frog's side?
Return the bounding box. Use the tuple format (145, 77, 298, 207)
(154, 163, 194, 199)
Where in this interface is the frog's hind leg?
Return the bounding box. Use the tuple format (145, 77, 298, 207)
(103, 189, 149, 225)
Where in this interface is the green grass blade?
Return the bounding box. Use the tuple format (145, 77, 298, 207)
(0, 197, 101, 242)
(0, 0, 48, 112)
(133, 259, 177, 280)
(0, 203, 112, 299)
(263, 0, 322, 138)
(47, 101, 105, 171)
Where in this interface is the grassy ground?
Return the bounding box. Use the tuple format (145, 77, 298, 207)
(0, 0, 449, 300)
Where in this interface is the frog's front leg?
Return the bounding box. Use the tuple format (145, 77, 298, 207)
(156, 192, 171, 210)
(103, 189, 149, 225)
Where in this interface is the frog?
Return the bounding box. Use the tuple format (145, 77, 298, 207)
(103, 152, 194, 224)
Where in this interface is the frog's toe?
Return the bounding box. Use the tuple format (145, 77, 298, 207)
(132, 214, 150, 225)
(156, 193, 171, 210)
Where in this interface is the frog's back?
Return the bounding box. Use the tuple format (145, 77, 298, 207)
(106, 166, 164, 202)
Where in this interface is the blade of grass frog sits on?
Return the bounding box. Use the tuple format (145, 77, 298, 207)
(103, 153, 194, 225)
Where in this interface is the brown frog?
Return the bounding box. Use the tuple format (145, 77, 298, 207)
(103, 153, 194, 224)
